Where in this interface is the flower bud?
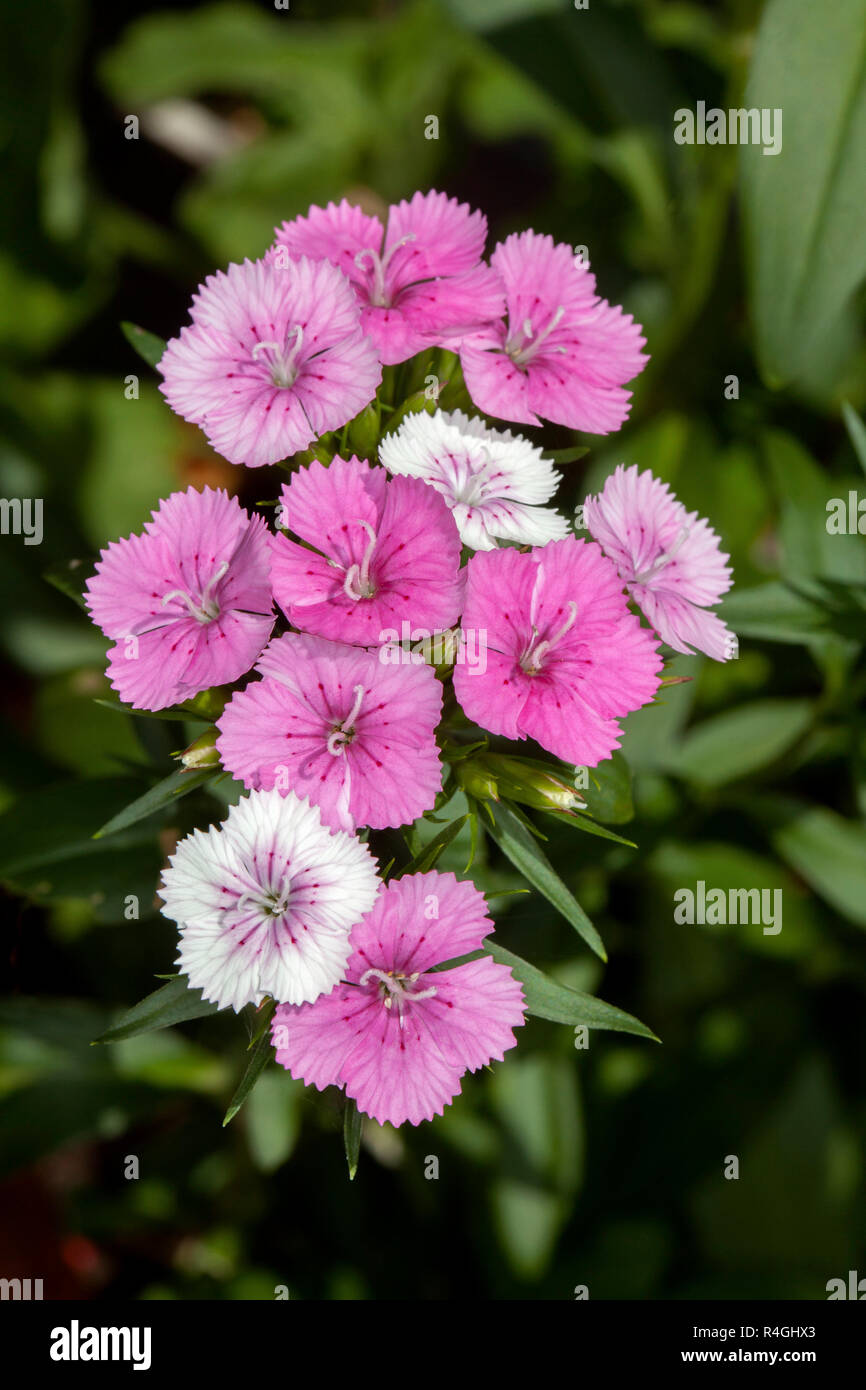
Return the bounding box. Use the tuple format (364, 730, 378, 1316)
(185, 687, 229, 720)
(453, 757, 500, 803)
(346, 400, 380, 459)
(412, 627, 460, 675)
(179, 727, 221, 770)
(384, 389, 437, 435)
(458, 753, 585, 812)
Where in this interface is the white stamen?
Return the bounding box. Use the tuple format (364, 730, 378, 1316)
(359, 966, 438, 1029)
(326, 684, 366, 756)
(507, 304, 566, 367)
(521, 600, 579, 674)
(342, 519, 378, 601)
(634, 524, 691, 585)
(354, 233, 417, 307)
(161, 559, 230, 624)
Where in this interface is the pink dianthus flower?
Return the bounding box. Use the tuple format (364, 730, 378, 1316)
(85, 486, 273, 711)
(459, 232, 647, 433)
(584, 464, 734, 660)
(273, 191, 504, 365)
(216, 632, 444, 834)
(272, 872, 525, 1127)
(158, 255, 381, 468)
(453, 536, 662, 766)
(270, 455, 464, 646)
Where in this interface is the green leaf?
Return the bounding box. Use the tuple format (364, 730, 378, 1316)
(344, 1097, 363, 1180)
(540, 810, 637, 848)
(741, 0, 866, 389)
(484, 941, 658, 1040)
(772, 805, 866, 928)
(399, 815, 469, 875)
(544, 445, 590, 465)
(581, 751, 634, 824)
(483, 800, 607, 961)
(94, 766, 217, 838)
(720, 581, 844, 644)
(93, 698, 216, 724)
(121, 320, 167, 369)
(224, 1021, 274, 1126)
(842, 400, 866, 478)
(43, 557, 94, 611)
(94, 976, 220, 1044)
(671, 699, 814, 786)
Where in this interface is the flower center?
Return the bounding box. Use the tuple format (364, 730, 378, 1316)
(505, 305, 567, 368)
(632, 524, 691, 585)
(359, 967, 438, 1029)
(353, 233, 417, 308)
(235, 883, 292, 922)
(251, 323, 305, 388)
(161, 560, 229, 625)
(327, 684, 365, 756)
(342, 519, 379, 601)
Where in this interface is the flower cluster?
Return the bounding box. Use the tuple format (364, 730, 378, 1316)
(90, 188, 734, 1137)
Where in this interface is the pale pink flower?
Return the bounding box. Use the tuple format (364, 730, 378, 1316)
(584, 465, 734, 660)
(379, 407, 570, 550)
(272, 191, 504, 365)
(158, 788, 381, 1011)
(158, 255, 381, 468)
(84, 486, 273, 711)
(216, 631, 444, 834)
(270, 455, 464, 646)
(272, 871, 525, 1127)
(453, 536, 662, 766)
(459, 232, 647, 433)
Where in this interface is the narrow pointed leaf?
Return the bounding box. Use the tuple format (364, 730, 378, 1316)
(121, 320, 167, 369)
(483, 801, 607, 961)
(224, 1027, 274, 1126)
(344, 1097, 363, 1180)
(94, 766, 216, 838)
(94, 976, 219, 1044)
(484, 941, 658, 1040)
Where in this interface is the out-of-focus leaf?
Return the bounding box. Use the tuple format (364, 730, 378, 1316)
(671, 699, 814, 787)
(741, 0, 866, 389)
(772, 805, 866, 928)
(43, 557, 93, 610)
(842, 400, 866, 477)
(245, 1070, 303, 1174)
(764, 430, 866, 583)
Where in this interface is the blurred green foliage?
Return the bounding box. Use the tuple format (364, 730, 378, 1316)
(1, 0, 866, 1300)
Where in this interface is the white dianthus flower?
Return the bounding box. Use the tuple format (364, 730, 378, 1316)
(159, 788, 380, 1011)
(379, 408, 569, 551)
